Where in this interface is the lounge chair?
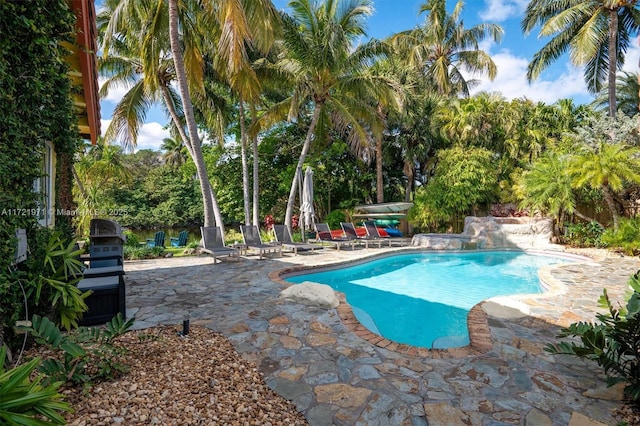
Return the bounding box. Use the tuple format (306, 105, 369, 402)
(200, 226, 240, 262)
(240, 225, 282, 259)
(146, 231, 165, 248)
(341, 222, 387, 248)
(363, 220, 410, 246)
(314, 223, 354, 250)
(170, 230, 189, 247)
(272, 225, 321, 255)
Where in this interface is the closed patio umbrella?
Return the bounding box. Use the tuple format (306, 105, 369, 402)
(300, 166, 315, 241)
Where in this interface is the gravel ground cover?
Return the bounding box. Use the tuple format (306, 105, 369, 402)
(28, 325, 308, 425)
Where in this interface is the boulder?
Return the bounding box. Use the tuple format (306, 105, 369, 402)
(280, 282, 339, 309)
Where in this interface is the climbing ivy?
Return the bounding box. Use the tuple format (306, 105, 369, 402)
(0, 0, 80, 350)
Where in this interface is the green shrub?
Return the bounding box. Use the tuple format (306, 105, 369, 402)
(601, 218, 640, 255)
(123, 230, 139, 246)
(224, 229, 244, 246)
(565, 222, 604, 248)
(324, 210, 346, 230)
(26, 313, 134, 387)
(123, 244, 164, 260)
(260, 228, 274, 243)
(545, 271, 640, 402)
(27, 231, 89, 331)
(0, 346, 72, 425)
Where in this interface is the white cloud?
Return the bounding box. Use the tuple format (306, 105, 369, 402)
(478, 0, 528, 22)
(137, 122, 171, 151)
(101, 119, 169, 152)
(622, 43, 640, 74)
(465, 49, 591, 104)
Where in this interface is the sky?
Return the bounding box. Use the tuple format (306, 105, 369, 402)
(98, 0, 640, 151)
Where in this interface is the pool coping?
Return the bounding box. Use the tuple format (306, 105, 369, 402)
(269, 248, 595, 358)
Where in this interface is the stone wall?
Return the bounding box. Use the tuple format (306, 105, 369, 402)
(412, 216, 556, 250)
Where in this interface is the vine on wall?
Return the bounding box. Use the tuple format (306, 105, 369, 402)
(0, 0, 81, 350)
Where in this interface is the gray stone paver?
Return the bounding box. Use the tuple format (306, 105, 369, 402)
(123, 248, 640, 425)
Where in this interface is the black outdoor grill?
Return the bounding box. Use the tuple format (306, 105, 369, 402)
(78, 218, 126, 326)
(88, 218, 125, 266)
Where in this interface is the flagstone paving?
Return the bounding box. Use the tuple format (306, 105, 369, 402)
(124, 247, 640, 425)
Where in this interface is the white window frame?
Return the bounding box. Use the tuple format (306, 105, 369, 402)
(34, 141, 55, 227)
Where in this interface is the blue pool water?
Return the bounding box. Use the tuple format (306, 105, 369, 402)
(285, 251, 572, 348)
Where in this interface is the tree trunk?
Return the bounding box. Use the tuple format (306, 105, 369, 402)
(608, 8, 618, 117)
(602, 184, 620, 230)
(160, 85, 225, 234)
(251, 103, 260, 227)
(168, 0, 215, 227)
(404, 161, 413, 202)
(284, 104, 322, 232)
(376, 134, 383, 203)
(375, 104, 384, 204)
(72, 164, 86, 200)
(239, 98, 251, 225)
(573, 208, 605, 229)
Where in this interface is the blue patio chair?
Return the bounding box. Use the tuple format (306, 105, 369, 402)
(170, 231, 188, 247)
(146, 231, 165, 248)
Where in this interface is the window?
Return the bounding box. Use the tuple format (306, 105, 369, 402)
(34, 142, 55, 227)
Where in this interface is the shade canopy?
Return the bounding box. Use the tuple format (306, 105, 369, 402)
(352, 202, 413, 220)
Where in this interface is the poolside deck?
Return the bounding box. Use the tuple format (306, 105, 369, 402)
(124, 247, 639, 425)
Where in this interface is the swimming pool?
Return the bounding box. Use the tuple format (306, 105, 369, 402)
(285, 251, 573, 349)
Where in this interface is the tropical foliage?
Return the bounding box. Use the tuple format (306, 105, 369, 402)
(546, 271, 640, 402)
(601, 218, 640, 255)
(411, 146, 498, 230)
(0, 346, 71, 425)
(0, 0, 80, 349)
(26, 313, 135, 387)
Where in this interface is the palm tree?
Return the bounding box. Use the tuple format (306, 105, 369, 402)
(101, 0, 276, 233)
(262, 0, 401, 230)
(167, 0, 218, 228)
(99, 0, 220, 228)
(522, 0, 640, 117)
(390, 0, 503, 97)
(519, 154, 600, 236)
(570, 141, 640, 229)
(170, 0, 278, 232)
(161, 136, 188, 167)
(593, 71, 640, 117)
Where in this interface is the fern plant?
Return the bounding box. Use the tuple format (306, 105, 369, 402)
(0, 346, 72, 425)
(545, 271, 640, 402)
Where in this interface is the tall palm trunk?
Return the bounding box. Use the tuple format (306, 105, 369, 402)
(403, 160, 414, 202)
(285, 104, 322, 231)
(239, 98, 251, 225)
(376, 135, 383, 203)
(251, 103, 260, 227)
(608, 9, 618, 117)
(168, 0, 215, 228)
(375, 105, 384, 204)
(160, 85, 225, 234)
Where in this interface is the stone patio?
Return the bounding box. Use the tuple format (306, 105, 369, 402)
(124, 246, 640, 425)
